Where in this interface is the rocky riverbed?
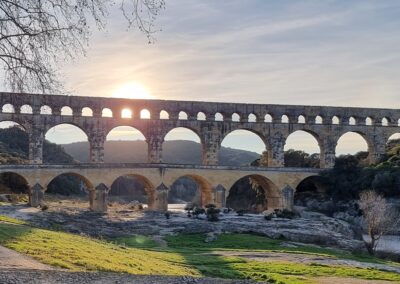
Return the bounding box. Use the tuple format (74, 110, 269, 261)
(0, 196, 365, 252)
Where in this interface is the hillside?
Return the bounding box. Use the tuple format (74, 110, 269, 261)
(62, 140, 260, 166)
(0, 126, 75, 164)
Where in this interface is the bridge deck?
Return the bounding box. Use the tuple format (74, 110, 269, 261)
(0, 163, 322, 173)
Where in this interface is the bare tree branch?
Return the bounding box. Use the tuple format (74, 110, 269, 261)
(0, 0, 165, 94)
(359, 190, 400, 255)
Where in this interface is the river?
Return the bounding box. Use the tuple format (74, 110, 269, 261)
(363, 235, 400, 253)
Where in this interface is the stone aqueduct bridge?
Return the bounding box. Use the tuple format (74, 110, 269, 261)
(2, 164, 319, 212)
(0, 92, 398, 211)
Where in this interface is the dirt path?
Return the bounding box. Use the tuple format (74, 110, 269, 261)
(0, 269, 259, 284)
(0, 245, 55, 270)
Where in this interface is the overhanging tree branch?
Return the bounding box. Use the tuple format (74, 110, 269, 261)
(0, 0, 165, 94)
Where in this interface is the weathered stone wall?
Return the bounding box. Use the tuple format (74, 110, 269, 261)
(0, 92, 399, 212)
(0, 163, 318, 211)
(0, 92, 398, 168)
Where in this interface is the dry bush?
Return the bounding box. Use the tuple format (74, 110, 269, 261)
(359, 190, 400, 255)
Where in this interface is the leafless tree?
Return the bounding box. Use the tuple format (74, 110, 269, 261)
(0, 0, 165, 93)
(359, 190, 400, 255)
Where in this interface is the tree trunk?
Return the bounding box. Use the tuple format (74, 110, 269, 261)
(366, 235, 376, 255)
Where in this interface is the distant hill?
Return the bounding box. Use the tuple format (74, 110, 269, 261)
(62, 140, 260, 166)
(0, 126, 75, 164)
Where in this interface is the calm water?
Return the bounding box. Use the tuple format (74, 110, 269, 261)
(363, 235, 400, 253)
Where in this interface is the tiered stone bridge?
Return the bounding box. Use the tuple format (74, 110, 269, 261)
(0, 92, 398, 211)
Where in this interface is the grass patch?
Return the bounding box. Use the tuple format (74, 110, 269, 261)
(165, 233, 386, 264)
(113, 235, 158, 249)
(0, 215, 27, 225)
(0, 222, 197, 275)
(163, 233, 400, 283)
(0, 220, 399, 284)
(210, 261, 400, 283)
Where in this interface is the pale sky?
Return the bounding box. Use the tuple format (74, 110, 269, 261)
(5, 1, 400, 155)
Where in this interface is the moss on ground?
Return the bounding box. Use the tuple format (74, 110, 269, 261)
(0, 216, 399, 284)
(164, 233, 386, 264)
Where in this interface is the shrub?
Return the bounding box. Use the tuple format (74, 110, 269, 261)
(41, 204, 49, 211)
(205, 204, 220, 222)
(9, 194, 18, 204)
(264, 214, 272, 220)
(192, 207, 205, 218)
(264, 209, 297, 220)
(277, 209, 297, 219)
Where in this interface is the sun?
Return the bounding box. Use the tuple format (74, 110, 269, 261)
(121, 109, 132, 118)
(112, 82, 153, 99)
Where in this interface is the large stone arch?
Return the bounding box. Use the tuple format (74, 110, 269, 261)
(219, 127, 269, 164)
(293, 175, 329, 209)
(386, 131, 400, 156)
(161, 126, 204, 164)
(105, 123, 148, 139)
(385, 130, 400, 144)
(221, 126, 268, 147)
(0, 171, 30, 194)
(284, 129, 323, 168)
(0, 120, 35, 164)
(336, 130, 375, 164)
(44, 172, 94, 190)
(109, 173, 156, 209)
(105, 125, 148, 163)
(44, 122, 90, 138)
(0, 117, 31, 131)
(292, 175, 326, 190)
(226, 174, 282, 211)
(287, 129, 322, 146)
(165, 174, 213, 207)
(161, 125, 203, 144)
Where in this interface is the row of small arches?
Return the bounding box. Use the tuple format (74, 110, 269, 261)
(1, 103, 398, 127)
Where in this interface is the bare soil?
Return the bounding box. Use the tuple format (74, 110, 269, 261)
(0, 269, 260, 284)
(0, 246, 55, 270)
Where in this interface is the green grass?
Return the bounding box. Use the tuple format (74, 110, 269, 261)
(165, 233, 389, 264)
(208, 261, 400, 283)
(113, 235, 159, 249)
(0, 215, 27, 225)
(163, 233, 400, 283)
(0, 222, 197, 275)
(0, 219, 399, 284)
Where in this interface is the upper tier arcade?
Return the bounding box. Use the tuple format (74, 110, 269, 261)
(0, 92, 399, 168)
